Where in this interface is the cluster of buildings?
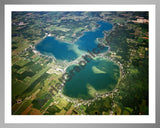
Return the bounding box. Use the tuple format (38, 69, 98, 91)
(132, 17, 149, 23)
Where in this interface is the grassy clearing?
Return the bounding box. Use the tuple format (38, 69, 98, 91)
(55, 109, 66, 115)
(42, 98, 53, 110)
(13, 100, 32, 115)
(16, 58, 30, 67)
(28, 66, 50, 85)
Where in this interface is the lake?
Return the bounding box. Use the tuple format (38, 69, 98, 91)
(35, 21, 112, 61)
(63, 57, 120, 100)
(36, 21, 120, 100)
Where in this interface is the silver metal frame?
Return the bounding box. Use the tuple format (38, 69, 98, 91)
(0, 0, 159, 127)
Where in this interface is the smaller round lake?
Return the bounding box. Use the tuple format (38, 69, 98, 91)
(62, 57, 120, 100)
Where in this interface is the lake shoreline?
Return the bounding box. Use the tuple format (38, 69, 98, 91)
(32, 20, 124, 104)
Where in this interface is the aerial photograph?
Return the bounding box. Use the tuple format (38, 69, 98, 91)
(12, 11, 149, 115)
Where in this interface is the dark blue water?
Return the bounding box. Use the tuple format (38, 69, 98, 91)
(35, 21, 113, 61)
(36, 37, 78, 61)
(75, 21, 112, 51)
